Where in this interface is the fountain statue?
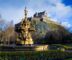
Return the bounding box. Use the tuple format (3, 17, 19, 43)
(16, 7, 35, 45)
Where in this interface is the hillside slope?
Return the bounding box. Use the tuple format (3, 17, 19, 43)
(30, 17, 71, 44)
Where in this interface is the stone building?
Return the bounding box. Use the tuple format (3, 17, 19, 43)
(33, 11, 48, 22)
(33, 11, 47, 18)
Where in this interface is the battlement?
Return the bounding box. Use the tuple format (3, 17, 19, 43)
(33, 11, 47, 18)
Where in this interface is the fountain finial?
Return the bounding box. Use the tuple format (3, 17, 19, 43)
(24, 7, 28, 20)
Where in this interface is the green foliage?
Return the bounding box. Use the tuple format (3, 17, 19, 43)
(31, 20, 48, 37)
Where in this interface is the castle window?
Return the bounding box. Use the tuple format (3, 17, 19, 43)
(40, 18, 43, 21)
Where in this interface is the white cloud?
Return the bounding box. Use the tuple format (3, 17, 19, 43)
(0, 7, 35, 24)
(0, 0, 72, 29)
(0, 8, 24, 24)
(52, 3, 72, 21)
(61, 22, 71, 28)
(28, 0, 72, 25)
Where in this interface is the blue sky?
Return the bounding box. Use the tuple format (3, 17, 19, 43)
(0, 0, 72, 31)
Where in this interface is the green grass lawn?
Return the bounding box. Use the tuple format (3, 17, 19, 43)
(0, 50, 72, 60)
(0, 44, 72, 60)
(51, 44, 72, 49)
(65, 58, 72, 60)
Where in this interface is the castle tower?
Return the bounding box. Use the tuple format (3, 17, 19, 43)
(16, 7, 34, 45)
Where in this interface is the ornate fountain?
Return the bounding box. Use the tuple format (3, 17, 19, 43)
(16, 7, 35, 45)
